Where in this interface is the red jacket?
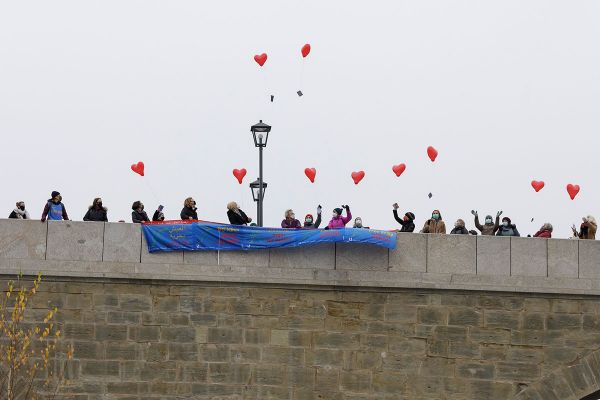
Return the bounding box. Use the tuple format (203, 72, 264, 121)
(533, 229, 551, 238)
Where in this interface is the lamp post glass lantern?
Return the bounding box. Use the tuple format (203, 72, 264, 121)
(249, 178, 267, 226)
(251, 120, 271, 147)
(250, 120, 271, 227)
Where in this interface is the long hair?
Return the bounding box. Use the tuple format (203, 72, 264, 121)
(227, 202, 238, 211)
(285, 209, 294, 219)
(132, 201, 142, 211)
(184, 197, 195, 208)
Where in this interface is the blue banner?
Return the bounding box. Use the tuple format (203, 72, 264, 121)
(142, 221, 397, 252)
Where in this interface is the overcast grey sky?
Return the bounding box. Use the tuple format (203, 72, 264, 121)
(1, 0, 599, 237)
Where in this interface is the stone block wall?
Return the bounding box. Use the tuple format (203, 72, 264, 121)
(0, 220, 599, 295)
(17, 278, 600, 400)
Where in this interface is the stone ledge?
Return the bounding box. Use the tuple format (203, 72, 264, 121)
(2, 259, 600, 296)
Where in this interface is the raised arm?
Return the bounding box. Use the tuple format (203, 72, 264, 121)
(393, 210, 406, 226)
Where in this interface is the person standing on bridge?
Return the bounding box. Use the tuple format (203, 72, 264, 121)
(450, 219, 469, 235)
(420, 209, 446, 234)
(281, 209, 302, 229)
(496, 216, 520, 237)
(41, 191, 69, 222)
(392, 203, 415, 233)
(533, 223, 553, 238)
(180, 197, 198, 220)
(83, 198, 108, 222)
(227, 202, 252, 225)
(326, 205, 352, 229)
(131, 201, 150, 223)
(572, 216, 597, 240)
(9, 201, 30, 219)
(303, 205, 322, 229)
(472, 210, 501, 235)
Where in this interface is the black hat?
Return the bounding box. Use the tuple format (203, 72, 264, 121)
(405, 212, 415, 220)
(51, 191, 60, 198)
(334, 208, 343, 215)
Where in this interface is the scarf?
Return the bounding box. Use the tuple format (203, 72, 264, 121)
(13, 208, 30, 219)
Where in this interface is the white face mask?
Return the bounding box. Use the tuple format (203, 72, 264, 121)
(485, 219, 493, 224)
(502, 221, 509, 227)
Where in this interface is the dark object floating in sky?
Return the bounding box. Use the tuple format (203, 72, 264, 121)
(297, 90, 303, 97)
(428, 193, 433, 199)
(531, 218, 534, 222)
(271, 95, 274, 102)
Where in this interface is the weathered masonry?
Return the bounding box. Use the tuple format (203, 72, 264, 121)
(1, 219, 600, 399)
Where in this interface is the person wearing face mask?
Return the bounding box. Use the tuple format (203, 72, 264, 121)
(496, 217, 520, 237)
(83, 198, 108, 222)
(353, 217, 369, 229)
(303, 205, 322, 229)
(472, 210, 501, 236)
(392, 203, 416, 233)
(326, 205, 352, 229)
(450, 219, 469, 235)
(131, 201, 150, 223)
(41, 191, 69, 222)
(281, 209, 302, 229)
(420, 210, 446, 234)
(227, 201, 252, 225)
(572, 216, 597, 240)
(9, 202, 30, 219)
(533, 223, 553, 238)
(180, 197, 198, 220)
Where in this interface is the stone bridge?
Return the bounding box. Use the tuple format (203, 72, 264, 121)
(0, 219, 599, 399)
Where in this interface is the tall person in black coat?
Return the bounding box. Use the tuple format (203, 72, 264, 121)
(227, 202, 252, 225)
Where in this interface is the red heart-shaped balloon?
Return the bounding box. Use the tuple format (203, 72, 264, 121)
(531, 180, 545, 192)
(567, 184, 580, 200)
(304, 168, 316, 183)
(131, 161, 144, 177)
(427, 146, 438, 162)
(254, 53, 268, 67)
(351, 171, 365, 185)
(392, 163, 406, 177)
(301, 44, 311, 58)
(232, 168, 247, 184)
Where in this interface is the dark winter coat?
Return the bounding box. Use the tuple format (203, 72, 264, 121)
(228, 209, 251, 225)
(393, 210, 415, 233)
(152, 210, 164, 222)
(303, 214, 322, 229)
(496, 224, 520, 237)
(132, 210, 150, 223)
(180, 206, 198, 220)
(450, 226, 469, 235)
(83, 206, 108, 222)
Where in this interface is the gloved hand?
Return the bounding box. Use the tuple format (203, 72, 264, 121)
(317, 205, 322, 215)
(471, 210, 478, 216)
(497, 211, 503, 217)
(393, 203, 399, 210)
(343, 205, 349, 210)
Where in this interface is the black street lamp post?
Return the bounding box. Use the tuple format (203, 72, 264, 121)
(250, 120, 271, 227)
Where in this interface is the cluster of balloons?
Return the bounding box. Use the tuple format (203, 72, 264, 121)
(132, 141, 580, 201)
(253, 43, 311, 68)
